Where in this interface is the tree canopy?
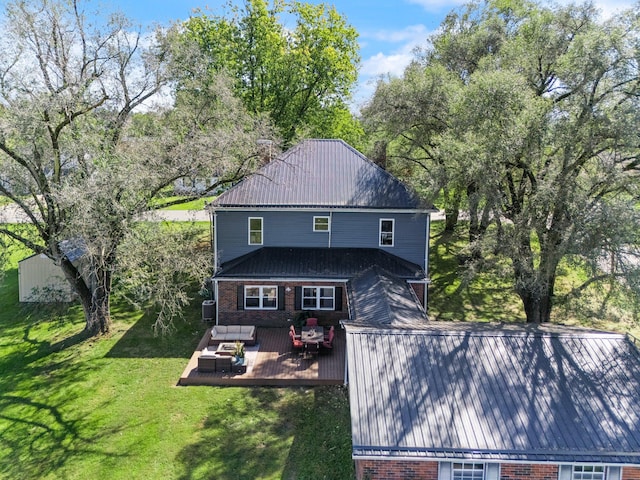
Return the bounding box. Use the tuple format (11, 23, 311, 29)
(363, 0, 640, 323)
(0, 0, 274, 334)
(181, 0, 363, 146)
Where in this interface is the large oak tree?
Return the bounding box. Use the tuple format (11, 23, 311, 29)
(0, 0, 274, 334)
(363, 0, 640, 323)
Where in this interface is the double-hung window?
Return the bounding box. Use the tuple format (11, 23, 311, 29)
(313, 216, 330, 232)
(302, 286, 335, 310)
(244, 286, 277, 309)
(379, 218, 394, 246)
(452, 463, 485, 480)
(248, 217, 263, 245)
(571, 466, 605, 480)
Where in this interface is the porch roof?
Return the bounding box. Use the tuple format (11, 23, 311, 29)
(213, 247, 426, 281)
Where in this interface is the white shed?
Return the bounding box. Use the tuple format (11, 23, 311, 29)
(18, 241, 90, 303)
(18, 254, 74, 302)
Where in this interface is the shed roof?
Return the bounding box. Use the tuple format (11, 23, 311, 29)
(212, 139, 428, 210)
(347, 323, 640, 464)
(214, 247, 426, 281)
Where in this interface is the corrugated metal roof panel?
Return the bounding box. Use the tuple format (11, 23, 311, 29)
(347, 324, 640, 464)
(215, 247, 426, 280)
(212, 139, 425, 209)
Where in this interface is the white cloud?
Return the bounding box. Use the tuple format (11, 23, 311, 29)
(368, 24, 429, 43)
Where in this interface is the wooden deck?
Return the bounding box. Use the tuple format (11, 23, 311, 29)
(178, 326, 346, 386)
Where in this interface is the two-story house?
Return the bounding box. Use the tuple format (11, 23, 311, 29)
(207, 138, 434, 327)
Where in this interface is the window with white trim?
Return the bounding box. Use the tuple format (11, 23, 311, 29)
(313, 216, 330, 232)
(244, 286, 277, 309)
(248, 217, 263, 245)
(302, 286, 335, 310)
(572, 466, 605, 480)
(452, 462, 485, 480)
(379, 218, 394, 246)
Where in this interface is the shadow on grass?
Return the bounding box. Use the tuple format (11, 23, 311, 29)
(0, 326, 129, 479)
(174, 386, 353, 480)
(428, 225, 525, 323)
(106, 299, 207, 359)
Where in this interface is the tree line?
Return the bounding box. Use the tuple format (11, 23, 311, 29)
(0, 0, 638, 335)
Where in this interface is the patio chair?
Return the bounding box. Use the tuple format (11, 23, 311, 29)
(322, 326, 335, 351)
(290, 324, 301, 339)
(306, 342, 319, 357)
(306, 317, 318, 327)
(289, 329, 304, 352)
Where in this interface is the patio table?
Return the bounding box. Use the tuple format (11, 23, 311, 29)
(301, 326, 324, 344)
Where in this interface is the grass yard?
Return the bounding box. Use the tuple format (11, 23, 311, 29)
(0, 244, 353, 480)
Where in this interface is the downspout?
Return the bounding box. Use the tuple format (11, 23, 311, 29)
(214, 279, 219, 326)
(424, 212, 431, 310)
(212, 211, 218, 272)
(328, 210, 333, 248)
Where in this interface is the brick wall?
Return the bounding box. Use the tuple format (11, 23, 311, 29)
(356, 460, 439, 480)
(216, 280, 347, 327)
(500, 464, 558, 480)
(355, 461, 640, 480)
(624, 467, 640, 480)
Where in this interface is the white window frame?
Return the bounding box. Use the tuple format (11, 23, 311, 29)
(313, 216, 330, 232)
(248, 217, 263, 245)
(452, 462, 485, 480)
(379, 218, 395, 247)
(571, 465, 606, 480)
(244, 285, 277, 310)
(302, 286, 335, 310)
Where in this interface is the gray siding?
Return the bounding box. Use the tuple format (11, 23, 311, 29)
(216, 210, 428, 267)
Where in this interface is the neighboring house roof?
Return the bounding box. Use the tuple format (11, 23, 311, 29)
(346, 266, 427, 329)
(214, 247, 426, 281)
(346, 322, 640, 464)
(211, 139, 429, 210)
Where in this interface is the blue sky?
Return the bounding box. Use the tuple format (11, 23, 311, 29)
(100, 0, 639, 109)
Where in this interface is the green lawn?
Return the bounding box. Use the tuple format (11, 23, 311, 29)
(152, 196, 216, 211)
(0, 244, 352, 480)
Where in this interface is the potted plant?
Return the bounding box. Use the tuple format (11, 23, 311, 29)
(233, 341, 245, 362)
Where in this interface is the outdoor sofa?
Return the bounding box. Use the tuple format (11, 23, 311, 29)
(209, 325, 257, 346)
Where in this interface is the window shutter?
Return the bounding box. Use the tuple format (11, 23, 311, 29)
(438, 462, 451, 480)
(558, 465, 572, 480)
(334, 287, 343, 311)
(485, 463, 500, 480)
(607, 467, 621, 480)
(278, 286, 285, 311)
(294, 286, 302, 310)
(237, 285, 244, 310)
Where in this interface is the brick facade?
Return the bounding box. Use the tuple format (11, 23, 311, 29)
(355, 461, 640, 480)
(216, 280, 347, 327)
(356, 460, 439, 480)
(624, 467, 640, 480)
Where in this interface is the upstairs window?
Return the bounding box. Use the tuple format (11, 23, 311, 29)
(313, 216, 330, 232)
(452, 463, 484, 480)
(248, 217, 263, 245)
(379, 218, 395, 246)
(302, 286, 335, 310)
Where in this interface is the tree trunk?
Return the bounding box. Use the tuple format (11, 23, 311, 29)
(444, 187, 462, 232)
(60, 256, 112, 335)
(518, 284, 554, 323)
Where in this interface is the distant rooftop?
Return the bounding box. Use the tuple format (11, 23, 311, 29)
(211, 139, 430, 210)
(347, 322, 640, 464)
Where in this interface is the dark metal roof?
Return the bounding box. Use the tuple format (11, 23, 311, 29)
(347, 266, 428, 329)
(214, 247, 426, 280)
(347, 323, 640, 464)
(212, 139, 427, 209)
